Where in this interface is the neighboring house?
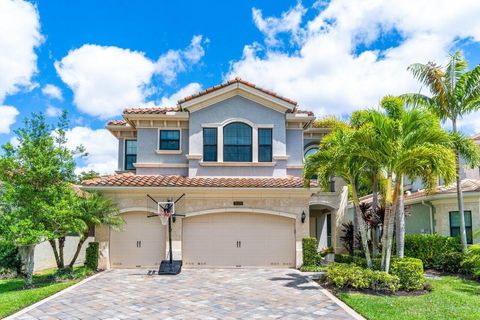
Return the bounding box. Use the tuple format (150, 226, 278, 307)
(81, 78, 349, 269)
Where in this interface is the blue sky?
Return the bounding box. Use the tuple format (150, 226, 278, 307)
(1, 0, 480, 173)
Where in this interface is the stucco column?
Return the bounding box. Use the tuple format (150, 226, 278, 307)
(95, 225, 110, 270)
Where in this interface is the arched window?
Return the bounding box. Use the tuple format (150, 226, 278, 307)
(223, 122, 252, 162)
(304, 147, 318, 158)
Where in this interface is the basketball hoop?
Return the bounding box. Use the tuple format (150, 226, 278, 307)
(158, 202, 174, 226)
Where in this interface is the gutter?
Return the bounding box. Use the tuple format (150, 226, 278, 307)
(421, 200, 435, 234)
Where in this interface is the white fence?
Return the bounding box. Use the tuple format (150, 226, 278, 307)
(33, 236, 95, 272)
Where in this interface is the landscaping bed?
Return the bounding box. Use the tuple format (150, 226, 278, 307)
(0, 267, 95, 318)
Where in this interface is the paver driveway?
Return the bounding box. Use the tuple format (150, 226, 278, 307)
(14, 269, 359, 320)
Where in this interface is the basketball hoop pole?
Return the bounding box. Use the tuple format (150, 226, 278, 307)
(167, 202, 173, 266)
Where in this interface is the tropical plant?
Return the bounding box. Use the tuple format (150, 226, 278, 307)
(305, 126, 374, 268)
(67, 192, 123, 269)
(403, 51, 480, 250)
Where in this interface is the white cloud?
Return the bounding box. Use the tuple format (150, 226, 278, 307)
(155, 35, 206, 84)
(228, 0, 480, 126)
(46, 105, 62, 117)
(42, 84, 63, 100)
(0, 0, 43, 103)
(55, 36, 206, 119)
(0, 105, 20, 134)
(65, 126, 118, 175)
(159, 82, 202, 106)
(252, 3, 306, 47)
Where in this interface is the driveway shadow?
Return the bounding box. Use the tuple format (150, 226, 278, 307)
(269, 272, 320, 290)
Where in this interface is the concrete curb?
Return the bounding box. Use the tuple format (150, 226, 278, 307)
(299, 271, 367, 320)
(4, 270, 107, 320)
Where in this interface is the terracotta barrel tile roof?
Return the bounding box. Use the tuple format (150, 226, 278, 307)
(82, 173, 307, 188)
(287, 109, 314, 116)
(123, 106, 181, 114)
(107, 120, 128, 126)
(178, 77, 298, 106)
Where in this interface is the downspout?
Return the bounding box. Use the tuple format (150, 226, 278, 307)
(421, 201, 435, 234)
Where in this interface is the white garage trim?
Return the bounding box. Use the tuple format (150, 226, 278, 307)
(183, 207, 298, 219)
(119, 207, 157, 214)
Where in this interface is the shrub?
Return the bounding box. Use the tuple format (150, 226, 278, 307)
(85, 242, 99, 271)
(0, 241, 21, 276)
(335, 254, 381, 270)
(302, 237, 321, 266)
(404, 234, 462, 271)
(325, 263, 399, 293)
(462, 244, 480, 278)
(300, 265, 325, 272)
(390, 258, 425, 291)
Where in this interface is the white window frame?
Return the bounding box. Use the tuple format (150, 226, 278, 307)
(156, 128, 182, 154)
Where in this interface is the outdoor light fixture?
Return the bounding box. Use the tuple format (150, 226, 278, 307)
(301, 211, 306, 223)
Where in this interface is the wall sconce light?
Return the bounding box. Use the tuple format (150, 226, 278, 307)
(301, 211, 306, 223)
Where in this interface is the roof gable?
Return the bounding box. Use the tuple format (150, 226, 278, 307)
(178, 77, 297, 113)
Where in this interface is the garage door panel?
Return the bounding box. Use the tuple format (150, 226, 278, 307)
(110, 212, 165, 268)
(183, 213, 295, 268)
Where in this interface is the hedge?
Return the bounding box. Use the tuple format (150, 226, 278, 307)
(85, 242, 99, 271)
(404, 234, 462, 271)
(0, 241, 21, 276)
(391, 258, 425, 291)
(325, 263, 399, 293)
(462, 244, 480, 279)
(302, 237, 321, 266)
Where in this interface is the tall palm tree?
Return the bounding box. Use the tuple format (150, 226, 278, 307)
(305, 126, 374, 269)
(68, 192, 124, 269)
(359, 97, 456, 270)
(403, 51, 480, 250)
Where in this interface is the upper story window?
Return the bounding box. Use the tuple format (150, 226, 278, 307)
(125, 140, 137, 170)
(203, 128, 217, 162)
(223, 122, 252, 162)
(450, 210, 473, 244)
(258, 128, 272, 162)
(159, 130, 180, 150)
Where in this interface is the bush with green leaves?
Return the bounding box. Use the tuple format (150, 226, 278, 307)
(325, 263, 399, 293)
(85, 242, 99, 271)
(390, 258, 425, 291)
(302, 237, 321, 266)
(404, 234, 462, 271)
(300, 265, 325, 272)
(0, 241, 21, 276)
(462, 244, 480, 278)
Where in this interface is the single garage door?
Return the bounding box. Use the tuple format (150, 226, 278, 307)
(183, 213, 295, 268)
(110, 212, 166, 268)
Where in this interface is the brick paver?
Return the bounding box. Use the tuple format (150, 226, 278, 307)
(15, 269, 357, 319)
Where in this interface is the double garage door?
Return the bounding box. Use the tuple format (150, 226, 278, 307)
(110, 212, 295, 268)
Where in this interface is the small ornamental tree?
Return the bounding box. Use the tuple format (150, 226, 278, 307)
(0, 112, 83, 286)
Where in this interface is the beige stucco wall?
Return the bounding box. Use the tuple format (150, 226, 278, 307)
(94, 188, 313, 269)
(431, 196, 480, 244)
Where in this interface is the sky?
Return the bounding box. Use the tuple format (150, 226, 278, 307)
(1, 0, 480, 174)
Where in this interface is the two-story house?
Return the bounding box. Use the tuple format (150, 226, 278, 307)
(82, 78, 348, 269)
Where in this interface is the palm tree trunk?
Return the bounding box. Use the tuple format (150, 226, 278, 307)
(353, 204, 360, 251)
(396, 175, 405, 258)
(352, 185, 373, 269)
(384, 180, 400, 272)
(68, 232, 89, 269)
(452, 118, 468, 251)
(48, 239, 63, 269)
(372, 171, 379, 256)
(381, 174, 393, 270)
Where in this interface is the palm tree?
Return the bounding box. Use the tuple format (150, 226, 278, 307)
(305, 126, 374, 269)
(359, 96, 456, 270)
(68, 192, 123, 269)
(403, 51, 480, 250)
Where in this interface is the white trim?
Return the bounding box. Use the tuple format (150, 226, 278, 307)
(124, 138, 137, 171)
(186, 154, 203, 160)
(81, 185, 316, 194)
(134, 163, 188, 168)
(157, 128, 182, 153)
(155, 149, 183, 155)
(202, 118, 274, 128)
(287, 165, 304, 169)
(273, 155, 289, 160)
(183, 207, 298, 219)
(199, 161, 275, 167)
(119, 207, 157, 214)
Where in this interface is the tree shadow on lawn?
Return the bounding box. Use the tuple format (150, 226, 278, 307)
(450, 277, 480, 295)
(269, 273, 319, 290)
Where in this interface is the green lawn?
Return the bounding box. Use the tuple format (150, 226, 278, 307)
(0, 267, 92, 318)
(337, 276, 480, 320)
